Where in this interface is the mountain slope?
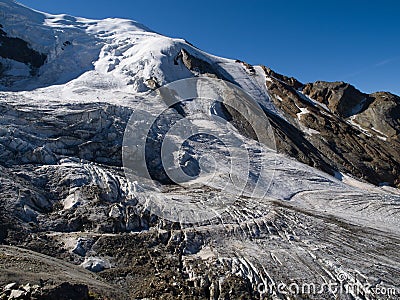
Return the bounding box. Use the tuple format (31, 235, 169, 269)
(0, 1, 399, 299)
(265, 69, 400, 187)
(1, 0, 399, 188)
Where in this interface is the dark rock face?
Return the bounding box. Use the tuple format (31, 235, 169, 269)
(175, 48, 236, 83)
(263, 67, 303, 90)
(263, 67, 400, 188)
(0, 25, 47, 72)
(303, 81, 368, 118)
(40, 283, 90, 300)
(301, 80, 400, 140)
(0, 245, 123, 299)
(175, 49, 217, 77)
(262, 108, 335, 176)
(0, 282, 90, 300)
(353, 92, 400, 140)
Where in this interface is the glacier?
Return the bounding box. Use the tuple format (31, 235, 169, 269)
(0, 1, 399, 299)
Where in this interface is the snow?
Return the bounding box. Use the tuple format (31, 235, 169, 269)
(297, 91, 330, 112)
(303, 127, 320, 135)
(347, 116, 372, 136)
(0, 2, 395, 207)
(376, 135, 387, 141)
(1, 0, 189, 92)
(334, 171, 377, 190)
(295, 106, 320, 135)
(371, 126, 388, 140)
(1, 2, 400, 294)
(0, 0, 279, 119)
(347, 120, 389, 141)
(216, 63, 278, 115)
(296, 106, 309, 119)
(81, 257, 110, 272)
(0, 58, 30, 76)
(194, 246, 215, 260)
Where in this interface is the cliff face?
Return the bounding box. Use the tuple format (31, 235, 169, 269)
(263, 70, 400, 187)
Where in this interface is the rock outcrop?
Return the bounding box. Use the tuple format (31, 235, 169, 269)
(264, 67, 400, 187)
(353, 91, 400, 139)
(302, 81, 368, 118)
(0, 24, 47, 76)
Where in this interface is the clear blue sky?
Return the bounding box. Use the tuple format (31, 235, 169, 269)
(17, 0, 400, 95)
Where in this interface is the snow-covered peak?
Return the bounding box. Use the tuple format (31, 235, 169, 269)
(0, 0, 276, 114)
(0, 0, 164, 89)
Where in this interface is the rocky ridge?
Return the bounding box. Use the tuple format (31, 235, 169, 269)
(264, 67, 400, 187)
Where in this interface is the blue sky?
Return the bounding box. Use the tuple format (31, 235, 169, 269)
(17, 0, 400, 95)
